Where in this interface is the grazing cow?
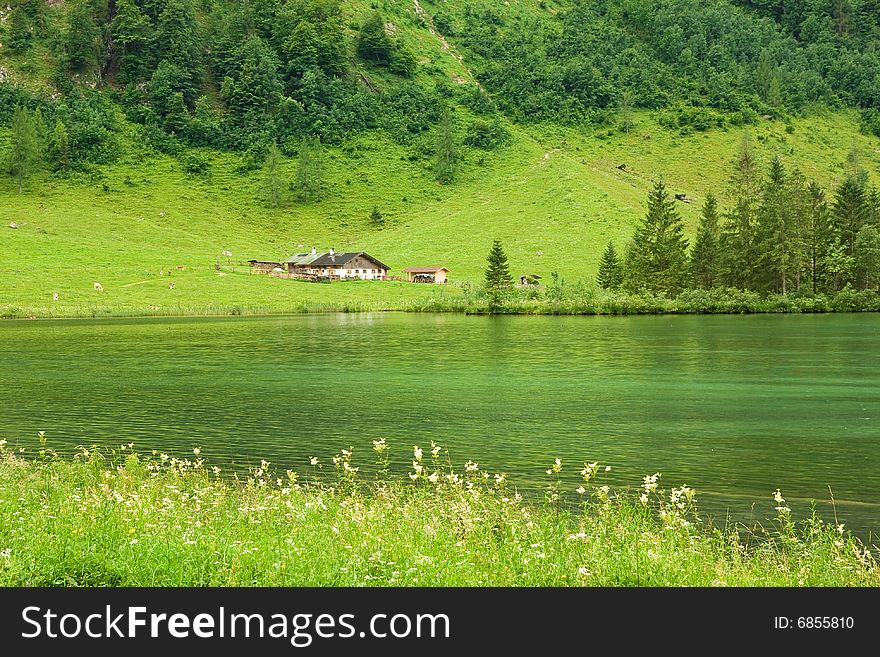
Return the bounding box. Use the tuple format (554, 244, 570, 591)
(169, 282, 175, 289)
(52, 292, 59, 302)
(93, 282, 104, 292)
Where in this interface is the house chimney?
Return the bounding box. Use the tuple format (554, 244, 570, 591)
(329, 247, 335, 256)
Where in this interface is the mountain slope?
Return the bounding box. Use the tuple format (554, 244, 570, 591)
(0, 0, 878, 315)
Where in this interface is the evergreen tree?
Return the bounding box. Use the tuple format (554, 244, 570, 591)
(155, 0, 202, 106)
(720, 133, 761, 289)
(163, 92, 190, 134)
(48, 120, 71, 173)
(855, 224, 880, 289)
(617, 90, 635, 133)
(148, 61, 193, 131)
(370, 205, 384, 228)
(111, 0, 154, 82)
(804, 181, 831, 293)
(222, 35, 283, 119)
(833, 175, 868, 264)
(623, 179, 689, 295)
(7, 106, 41, 194)
(755, 48, 775, 101)
(64, 0, 100, 71)
(484, 239, 513, 290)
(689, 193, 720, 289)
(8, 4, 33, 51)
(263, 142, 284, 209)
(596, 242, 623, 290)
(756, 156, 795, 293)
(434, 108, 458, 184)
(294, 135, 324, 202)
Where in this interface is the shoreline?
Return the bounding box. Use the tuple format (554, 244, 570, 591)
(3, 297, 880, 321)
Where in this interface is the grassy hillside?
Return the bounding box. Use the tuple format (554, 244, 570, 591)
(1, 0, 879, 317)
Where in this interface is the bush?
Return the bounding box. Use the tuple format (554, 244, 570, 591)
(463, 119, 511, 149)
(179, 152, 212, 178)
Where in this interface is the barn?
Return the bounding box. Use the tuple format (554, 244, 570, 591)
(404, 267, 449, 284)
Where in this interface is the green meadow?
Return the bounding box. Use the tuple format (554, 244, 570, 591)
(1, 441, 877, 586)
(2, 111, 877, 319)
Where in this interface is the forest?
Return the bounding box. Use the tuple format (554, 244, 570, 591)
(599, 135, 880, 296)
(2, 0, 880, 169)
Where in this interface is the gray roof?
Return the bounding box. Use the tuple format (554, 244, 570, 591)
(284, 251, 390, 270)
(284, 252, 319, 265)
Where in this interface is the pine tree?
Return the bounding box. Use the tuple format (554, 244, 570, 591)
(617, 90, 635, 133)
(804, 181, 831, 293)
(8, 4, 33, 52)
(64, 0, 100, 71)
(294, 135, 324, 202)
(624, 179, 689, 295)
(222, 35, 283, 119)
(755, 49, 775, 101)
(833, 175, 868, 262)
(855, 225, 880, 289)
(720, 133, 761, 289)
(597, 242, 623, 290)
(155, 0, 202, 105)
(484, 239, 513, 290)
(434, 108, 458, 184)
(756, 156, 794, 293)
(111, 0, 153, 82)
(7, 106, 40, 194)
(689, 193, 720, 289)
(263, 142, 284, 208)
(48, 120, 71, 173)
(370, 205, 384, 228)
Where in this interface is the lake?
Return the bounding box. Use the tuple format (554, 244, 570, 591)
(1, 313, 878, 537)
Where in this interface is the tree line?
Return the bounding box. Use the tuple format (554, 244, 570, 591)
(598, 135, 880, 296)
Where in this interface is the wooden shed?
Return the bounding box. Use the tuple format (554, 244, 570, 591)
(404, 267, 449, 284)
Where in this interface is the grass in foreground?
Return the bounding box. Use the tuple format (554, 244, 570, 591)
(0, 439, 877, 587)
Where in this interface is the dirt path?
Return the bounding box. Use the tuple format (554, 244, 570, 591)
(412, 0, 484, 90)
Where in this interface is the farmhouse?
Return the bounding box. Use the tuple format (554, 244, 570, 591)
(284, 248, 390, 280)
(404, 266, 449, 284)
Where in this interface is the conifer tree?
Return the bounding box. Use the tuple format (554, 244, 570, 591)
(624, 179, 689, 295)
(263, 143, 284, 208)
(111, 0, 153, 82)
(804, 181, 831, 293)
(434, 108, 458, 184)
(597, 242, 623, 290)
(155, 0, 202, 105)
(720, 133, 761, 289)
(7, 106, 41, 194)
(64, 0, 100, 71)
(48, 120, 71, 173)
(833, 175, 868, 262)
(370, 205, 384, 228)
(757, 156, 794, 293)
(294, 136, 324, 202)
(484, 239, 513, 290)
(689, 193, 720, 289)
(8, 4, 33, 51)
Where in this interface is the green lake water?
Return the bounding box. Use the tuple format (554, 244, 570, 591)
(1, 313, 878, 537)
